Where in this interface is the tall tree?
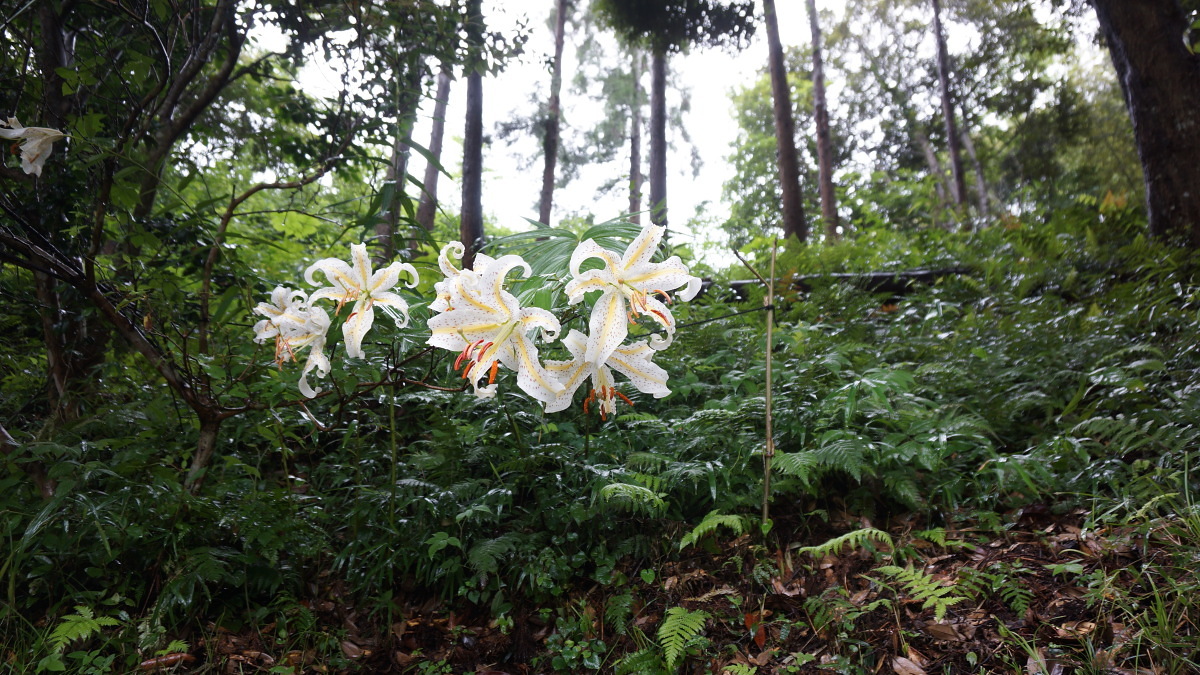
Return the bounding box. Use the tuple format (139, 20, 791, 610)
(596, 0, 756, 231)
(763, 0, 808, 241)
(628, 48, 644, 222)
(416, 66, 453, 234)
(1089, 0, 1200, 247)
(805, 0, 839, 241)
(375, 59, 425, 263)
(539, 0, 570, 225)
(460, 0, 485, 268)
(931, 0, 968, 212)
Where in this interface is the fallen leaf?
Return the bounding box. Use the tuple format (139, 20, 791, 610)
(892, 656, 927, 675)
(924, 622, 964, 642)
(1053, 620, 1096, 639)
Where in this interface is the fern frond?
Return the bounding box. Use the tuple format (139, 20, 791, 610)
(658, 606, 708, 670)
(773, 451, 819, 486)
(598, 482, 667, 516)
(615, 647, 667, 675)
(792, 528, 893, 559)
(466, 534, 517, 575)
(49, 606, 121, 652)
(679, 510, 748, 550)
(722, 665, 758, 675)
(605, 593, 634, 636)
(873, 565, 967, 621)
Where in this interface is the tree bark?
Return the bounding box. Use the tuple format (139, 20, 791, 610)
(1090, 0, 1200, 247)
(649, 46, 668, 229)
(460, 0, 485, 268)
(539, 0, 569, 225)
(763, 0, 808, 241)
(416, 66, 453, 234)
(1, 422, 55, 500)
(806, 0, 839, 242)
(958, 105, 990, 219)
(376, 61, 424, 263)
(932, 0, 967, 213)
(628, 48, 643, 224)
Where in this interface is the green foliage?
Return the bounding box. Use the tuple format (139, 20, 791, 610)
(657, 606, 709, 671)
(793, 528, 893, 559)
(679, 510, 749, 550)
(957, 564, 1035, 616)
(872, 565, 967, 621)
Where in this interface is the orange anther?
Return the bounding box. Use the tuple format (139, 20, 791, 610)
(487, 359, 499, 384)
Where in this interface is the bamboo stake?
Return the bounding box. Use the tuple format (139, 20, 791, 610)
(732, 240, 779, 527)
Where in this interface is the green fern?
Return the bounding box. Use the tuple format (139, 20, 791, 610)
(793, 527, 893, 558)
(48, 606, 121, 653)
(773, 450, 819, 487)
(658, 606, 708, 671)
(605, 592, 634, 636)
(873, 565, 967, 621)
(957, 565, 1034, 616)
(722, 665, 758, 675)
(679, 510, 748, 550)
(615, 647, 668, 675)
(466, 534, 517, 575)
(598, 482, 667, 516)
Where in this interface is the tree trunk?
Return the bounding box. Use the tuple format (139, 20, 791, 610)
(376, 61, 424, 263)
(958, 104, 990, 219)
(628, 48, 643, 224)
(806, 0, 838, 242)
(1, 422, 55, 499)
(539, 0, 569, 225)
(932, 0, 967, 213)
(416, 66, 453, 234)
(185, 415, 224, 495)
(649, 46, 668, 229)
(763, 0, 808, 242)
(460, 0, 485, 268)
(1091, 0, 1200, 247)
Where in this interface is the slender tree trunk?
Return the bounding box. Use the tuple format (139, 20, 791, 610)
(416, 66, 453, 235)
(763, 0, 808, 241)
(376, 61, 424, 263)
(649, 46, 668, 229)
(932, 0, 967, 213)
(914, 123, 951, 229)
(33, 271, 70, 417)
(460, 0, 485, 268)
(628, 49, 643, 224)
(806, 0, 838, 242)
(1, 422, 55, 500)
(1090, 0, 1200, 247)
(184, 415, 224, 495)
(539, 0, 569, 225)
(958, 106, 990, 219)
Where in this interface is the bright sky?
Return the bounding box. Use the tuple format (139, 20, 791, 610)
(404, 0, 811, 256)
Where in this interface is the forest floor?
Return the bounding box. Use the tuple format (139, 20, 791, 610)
(196, 503, 1191, 675)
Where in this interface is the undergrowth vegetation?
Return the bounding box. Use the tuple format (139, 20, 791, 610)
(4, 203, 1200, 673)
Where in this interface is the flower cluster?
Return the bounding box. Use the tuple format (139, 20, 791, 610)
(253, 242, 418, 397)
(254, 225, 701, 418)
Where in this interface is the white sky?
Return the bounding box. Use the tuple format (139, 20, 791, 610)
(406, 0, 812, 255)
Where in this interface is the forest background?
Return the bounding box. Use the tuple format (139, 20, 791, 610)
(2, 0, 1200, 673)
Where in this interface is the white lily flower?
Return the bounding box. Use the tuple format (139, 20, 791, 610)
(427, 253, 565, 403)
(251, 290, 331, 397)
(290, 306, 332, 398)
(565, 224, 701, 367)
(305, 242, 419, 358)
(0, 117, 66, 177)
(544, 329, 671, 418)
(429, 241, 498, 313)
(252, 286, 310, 348)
